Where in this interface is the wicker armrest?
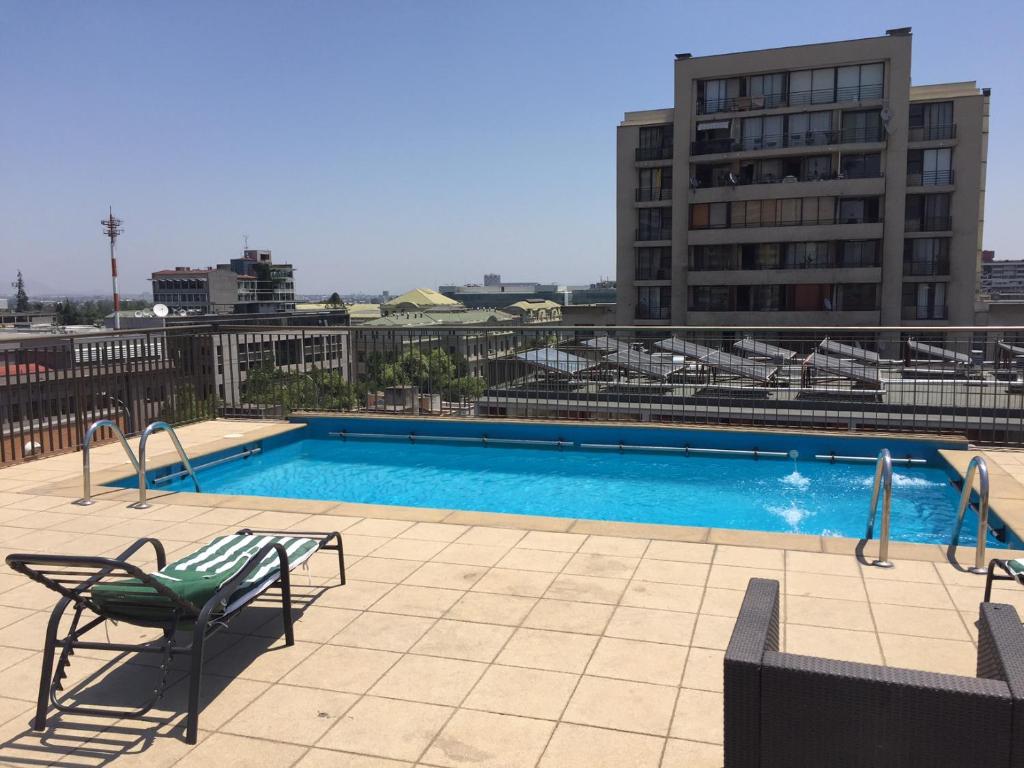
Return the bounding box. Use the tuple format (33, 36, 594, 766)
(724, 578, 780, 768)
(979, 602, 1024, 765)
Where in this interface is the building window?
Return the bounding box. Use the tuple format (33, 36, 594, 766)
(786, 111, 832, 146)
(637, 125, 673, 161)
(690, 203, 727, 229)
(789, 67, 835, 105)
(841, 152, 881, 179)
(908, 148, 953, 185)
(689, 245, 735, 271)
(902, 282, 947, 320)
(837, 197, 880, 224)
(698, 77, 743, 113)
(840, 240, 880, 268)
(841, 110, 883, 143)
(636, 286, 671, 319)
(690, 286, 732, 312)
(909, 101, 954, 141)
(636, 247, 671, 280)
(748, 72, 787, 108)
(905, 194, 951, 232)
(637, 166, 672, 201)
(782, 242, 829, 269)
(903, 238, 950, 276)
(638, 207, 672, 240)
(741, 115, 785, 150)
(836, 62, 884, 101)
(742, 243, 782, 269)
(836, 283, 879, 311)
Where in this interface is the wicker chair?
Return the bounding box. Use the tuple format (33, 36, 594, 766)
(724, 578, 1024, 767)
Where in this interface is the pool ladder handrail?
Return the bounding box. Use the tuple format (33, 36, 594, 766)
(74, 419, 140, 506)
(134, 421, 201, 509)
(946, 455, 990, 574)
(865, 449, 894, 568)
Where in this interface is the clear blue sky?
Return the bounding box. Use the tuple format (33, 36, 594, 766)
(1, 0, 1020, 296)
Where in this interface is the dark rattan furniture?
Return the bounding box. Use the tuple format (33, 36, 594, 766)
(725, 578, 1024, 767)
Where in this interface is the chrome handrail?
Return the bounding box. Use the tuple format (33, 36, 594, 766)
(865, 448, 894, 567)
(74, 419, 140, 506)
(134, 421, 201, 509)
(947, 455, 990, 573)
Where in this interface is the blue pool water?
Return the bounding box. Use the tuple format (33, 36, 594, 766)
(122, 418, 1007, 547)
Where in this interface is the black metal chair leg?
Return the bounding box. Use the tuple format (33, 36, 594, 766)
(333, 532, 346, 585)
(185, 625, 206, 745)
(280, 569, 294, 647)
(985, 559, 1001, 602)
(33, 597, 71, 731)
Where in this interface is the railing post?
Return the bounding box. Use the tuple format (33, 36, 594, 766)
(865, 448, 894, 567)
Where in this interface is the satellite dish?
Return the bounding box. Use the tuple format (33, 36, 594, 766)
(727, 172, 738, 186)
(134, 311, 143, 318)
(153, 303, 169, 318)
(880, 105, 895, 135)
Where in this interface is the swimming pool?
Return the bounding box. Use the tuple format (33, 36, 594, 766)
(119, 417, 1008, 547)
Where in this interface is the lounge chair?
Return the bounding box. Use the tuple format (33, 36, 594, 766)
(985, 557, 1024, 601)
(725, 578, 1024, 767)
(5, 528, 345, 744)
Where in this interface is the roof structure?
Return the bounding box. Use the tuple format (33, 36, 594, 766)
(655, 338, 777, 383)
(803, 352, 882, 389)
(514, 347, 597, 376)
(603, 349, 686, 380)
(818, 338, 881, 365)
(733, 338, 797, 363)
(505, 299, 561, 312)
(364, 309, 515, 327)
(383, 288, 461, 310)
(906, 339, 973, 365)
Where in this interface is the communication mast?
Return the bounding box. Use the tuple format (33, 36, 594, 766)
(101, 207, 124, 330)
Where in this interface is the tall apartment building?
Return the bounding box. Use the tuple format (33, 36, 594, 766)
(151, 249, 296, 315)
(616, 29, 989, 328)
(980, 251, 1024, 298)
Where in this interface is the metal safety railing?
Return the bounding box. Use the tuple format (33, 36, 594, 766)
(865, 448, 894, 567)
(134, 421, 201, 509)
(74, 419, 140, 506)
(947, 455, 991, 573)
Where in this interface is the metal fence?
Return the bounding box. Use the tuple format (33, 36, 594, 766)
(7, 323, 1024, 465)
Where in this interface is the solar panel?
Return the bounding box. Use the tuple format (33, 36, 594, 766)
(906, 339, 972, 365)
(603, 349, 686, 380)
(654, 338, 777, 383)
(733, 338, 797, 363)
(803, 352, 881, 388)
(515, 347, 596, 375)
(818, 338, 880, 365)
(580, 336, 632, 354)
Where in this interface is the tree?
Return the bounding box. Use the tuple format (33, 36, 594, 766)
(13, 271, 28, 312)
(55, 298, 83, 325)
(326, 292, 342, 307)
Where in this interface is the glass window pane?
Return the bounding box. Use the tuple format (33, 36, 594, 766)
(811, 68, 834, 103)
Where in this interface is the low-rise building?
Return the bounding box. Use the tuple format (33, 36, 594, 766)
(151, 249, 296, 315)
(981, 252, 1024, 299)
(504, 299, 562, 324)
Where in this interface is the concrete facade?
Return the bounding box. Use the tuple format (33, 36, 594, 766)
(616, 29, 989, 329)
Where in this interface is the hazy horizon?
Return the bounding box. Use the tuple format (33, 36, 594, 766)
(2, 1, 1020, 296)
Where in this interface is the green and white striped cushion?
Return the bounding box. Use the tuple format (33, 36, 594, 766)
(92, 534, 319, 620)
(1005, 559, 1024, 579)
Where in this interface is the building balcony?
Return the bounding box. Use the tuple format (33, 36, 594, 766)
(635, 265, 672, 281)
(689, 253, 881, 272)
(906, 170, 954, 187)
(696, 83, 883, 116)
(902, 305, 948, 321)
(903, 261, 950, 277)
(636, 227, 673, 242)
(635, 146, 673, 162)
(690, 215, 881, 232)
(908, 124, 956, 142)
(635, 187, 673, 202)
(635, 306, 671, 320)
(691, 127, 884, 157)
(904, 216, 952, 233)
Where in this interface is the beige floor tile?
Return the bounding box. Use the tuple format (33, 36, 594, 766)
(662, 738, 724, 768)
(397, 522, 468, 543)
(421, 709, 555, 768)
(348, 557, 422, 584)
(563, 552, 639, 579)
(411, 619, 514, 662)
(433, 542, 509, 567)
(879, 634, 977, 676)
(539, 722, 664, 768)
(317, 695, 453, 761)
(681, 647, 724, 692)
(865, 579, 955, 609)
(698, 587, 749, 618)
(604, 606, 695, 645)
(222, 684, 357, 744)
(691, 613, 738, 650)
(463, 665, 578, 720)
(579, 535, 651, 557)
(713, 544, 785, 570)
(949, 583, 1024, 613)
(330, 612, 435, 652)
(785, 570, 867, 601)
(370, 654, 486, 705)
(344, 518, 414, 538)
(455, 526, 526, 548)
(706, 565, 782, 592)
(586, 636, 688, 686)
(517, 530, 587, 552)
(496, 547, 573, 573)
(785, 596, 874, 632)
(342, 535, 392, 556)
(174, 732, 306, 768)
(786, 625, 882, 664)
(472, 567, 557, 598)
(563, 675, 676, 736)
(621, 581, 703, 613)
(370, 585, 463, 617)
(633, 559, 709, 586)
(644, 540, 716, 564)
(445, 592, 537, 626)
(785, 550, 861, 577)
(369, 537, 447, 561)
(295, 748, 411, 767)
(282, 644, 400, 692)
(403, 561, 487, 589)
(497, 628, 599, 673)
(206, 636, 318, 683)
(859, 558, 943, 583)
(671, 689, 723, 744)
(523, 599, 614, 635)
(544, 574, 628, 605)
(870, 603, 971, 640)
(317, 580, 394, 611)
(292, 606, 360, 643)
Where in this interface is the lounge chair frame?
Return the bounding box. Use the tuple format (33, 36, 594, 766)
(5, 528, 345, 744)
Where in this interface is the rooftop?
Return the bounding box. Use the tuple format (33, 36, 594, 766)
(365, 309, 516, 326)
(383, 288, 461, 310)
(1, 419, 1022, 766)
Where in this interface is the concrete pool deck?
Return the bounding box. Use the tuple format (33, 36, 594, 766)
(0, 418, 1022, 767)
